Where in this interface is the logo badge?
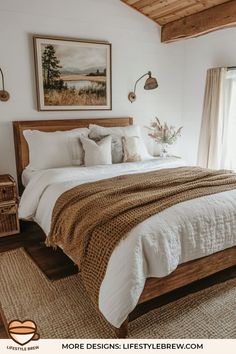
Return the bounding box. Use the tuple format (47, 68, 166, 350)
(8, 320, 40, 346)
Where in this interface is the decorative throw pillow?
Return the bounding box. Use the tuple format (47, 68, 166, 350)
(89, 124, 152, 163)
(23, 128, 89, 170)
(80, 135, 112, 166)
(122, 136, 142, 162)
(69, 138, 85, 166)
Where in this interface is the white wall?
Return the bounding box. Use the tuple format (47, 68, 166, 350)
(0, 0, 185, 178)
(182, 27, 236, 165)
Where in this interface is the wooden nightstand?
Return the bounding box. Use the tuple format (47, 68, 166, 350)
(0, 175, 20, 237)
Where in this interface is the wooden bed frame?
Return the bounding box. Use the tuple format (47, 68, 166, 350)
(13, 117, 236, 338)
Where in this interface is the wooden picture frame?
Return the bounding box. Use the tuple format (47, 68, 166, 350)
(33, 35, 112, 111)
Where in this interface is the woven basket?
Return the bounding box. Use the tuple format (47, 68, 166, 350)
(0, 203, 20, 237)
(0, 175, 17, 203)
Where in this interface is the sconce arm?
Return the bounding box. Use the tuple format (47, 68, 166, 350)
(0, 67, 10, 102)
(0, 68, 5, 91)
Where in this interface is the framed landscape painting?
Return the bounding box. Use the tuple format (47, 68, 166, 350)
(33, 35, 112, 111)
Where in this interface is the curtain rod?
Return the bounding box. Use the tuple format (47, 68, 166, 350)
(227, 66, 236, 71)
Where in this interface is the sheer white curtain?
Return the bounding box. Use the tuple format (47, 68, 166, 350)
(197, 67, 227, 169)
(197, 67, 236, 170)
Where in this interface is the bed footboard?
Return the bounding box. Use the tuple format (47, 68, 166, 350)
(114, 319, 129, 338)
(114, 247, 236, 338)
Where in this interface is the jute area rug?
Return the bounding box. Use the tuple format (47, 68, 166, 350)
(0, 249, 235, 339)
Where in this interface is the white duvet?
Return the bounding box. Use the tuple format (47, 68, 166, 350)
(19, 158, 236, 328)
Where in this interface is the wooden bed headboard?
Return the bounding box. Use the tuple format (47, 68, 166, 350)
(13, 117, 133, 194)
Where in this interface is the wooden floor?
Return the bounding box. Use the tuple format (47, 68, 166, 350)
(0, 220, 235, 338)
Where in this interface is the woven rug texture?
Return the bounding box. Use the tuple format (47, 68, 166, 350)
(0, 249, 235, 338)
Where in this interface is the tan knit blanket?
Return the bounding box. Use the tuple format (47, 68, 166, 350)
(47, 166, 236, 307)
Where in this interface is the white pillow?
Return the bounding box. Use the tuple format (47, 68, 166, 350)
(89, 124, 152, 163)
(23, 128, 89, 170)
(122, 136, 143, 162)
(80, 136, 112, 166)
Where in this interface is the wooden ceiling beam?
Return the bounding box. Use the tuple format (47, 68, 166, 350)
(161, 0, 236, 43)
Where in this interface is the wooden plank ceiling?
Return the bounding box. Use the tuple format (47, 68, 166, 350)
(121, 0, 236, 42)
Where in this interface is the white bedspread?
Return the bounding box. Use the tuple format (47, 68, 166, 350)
(19, 158, 236, 328)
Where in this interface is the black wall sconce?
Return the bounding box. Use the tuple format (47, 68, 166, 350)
(128, 71, 158, 103)
(0, 68, 10, 102)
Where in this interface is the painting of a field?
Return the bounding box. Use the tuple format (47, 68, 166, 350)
(34, 36, 111, 111)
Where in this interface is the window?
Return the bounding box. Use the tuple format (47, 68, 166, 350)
(223, 70, 236, 170)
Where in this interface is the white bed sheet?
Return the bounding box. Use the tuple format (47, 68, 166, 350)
(19, 159, 236, 328)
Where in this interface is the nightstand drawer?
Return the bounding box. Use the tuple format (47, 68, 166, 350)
(0, 185, 16, 203)
(0, 202, 20, 237)
(0, 175, 17, 203)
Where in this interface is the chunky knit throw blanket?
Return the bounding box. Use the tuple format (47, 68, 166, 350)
(47, 166, 236, 307)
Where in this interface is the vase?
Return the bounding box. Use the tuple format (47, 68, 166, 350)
(160, 143, 169, 158)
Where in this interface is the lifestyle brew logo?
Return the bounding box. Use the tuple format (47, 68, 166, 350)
(8, 320, 40, 346)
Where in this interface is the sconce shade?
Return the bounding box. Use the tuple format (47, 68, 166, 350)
(128, 71, 158, 103)
(144, 76, 158, 90)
